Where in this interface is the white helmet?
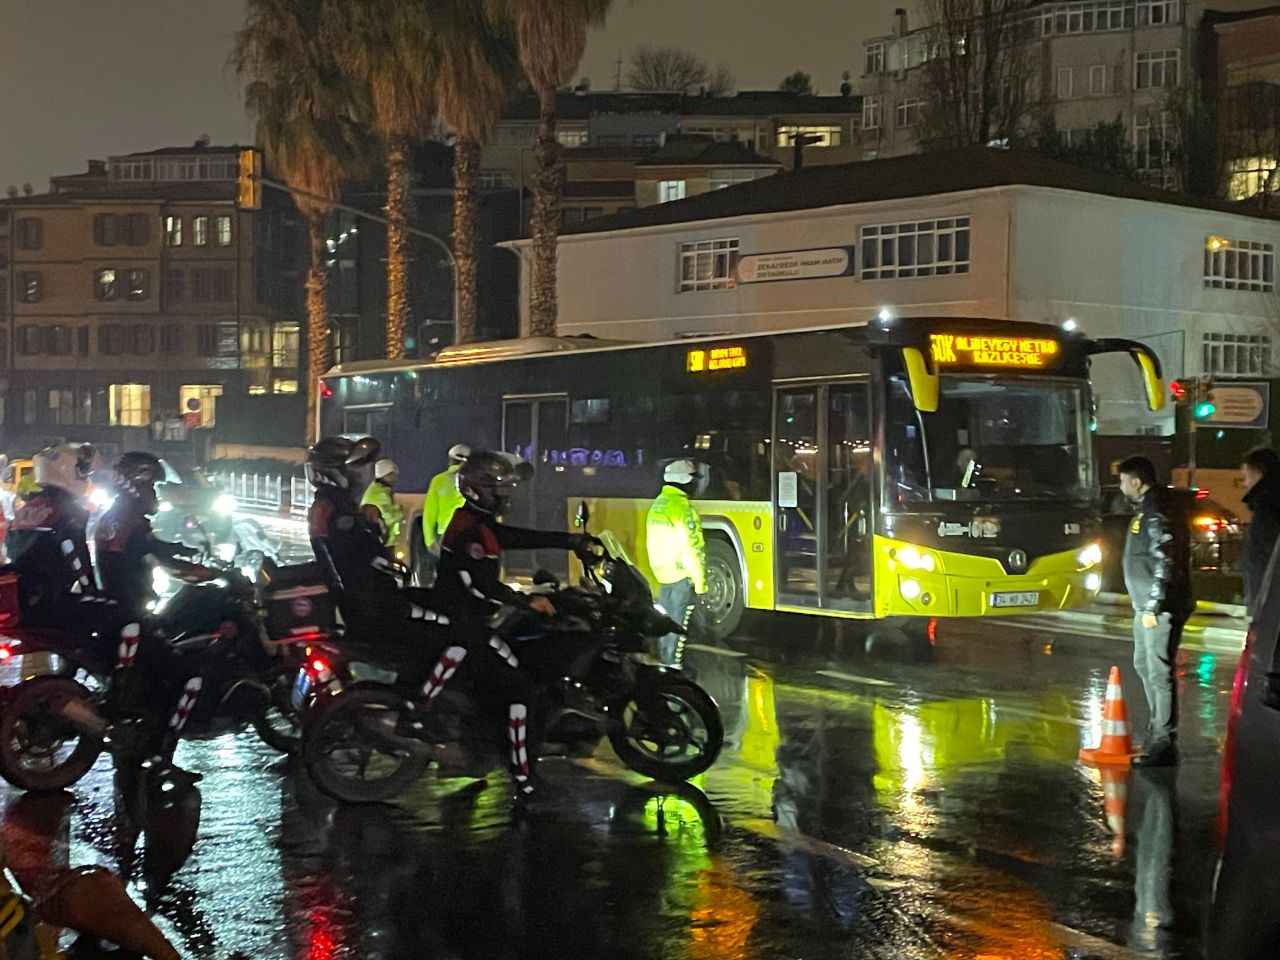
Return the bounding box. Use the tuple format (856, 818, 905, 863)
(448, 443, 471, 463)
(374, 458, 398, 481)
(663, 459, 698, 485)
(34, 443, 100, 498)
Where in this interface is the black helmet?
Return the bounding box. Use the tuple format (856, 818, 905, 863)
(307, 436, 381, 490)
(113, 451, 164, 512)
(456, 451, 532, 514)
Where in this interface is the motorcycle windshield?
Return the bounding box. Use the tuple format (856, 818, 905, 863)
(600, 530, 631, 565)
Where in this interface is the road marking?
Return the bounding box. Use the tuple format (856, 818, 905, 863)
(684, 643, 749, 658)
(815, 669, 894, 687)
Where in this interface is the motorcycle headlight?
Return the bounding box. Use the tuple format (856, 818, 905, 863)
(215, 543, 236, 563)
(89, 487, 113, 509)
(158, 501, 174, 513)
(213, 493, 237, 516)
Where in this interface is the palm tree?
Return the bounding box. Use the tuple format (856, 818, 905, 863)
(434, 4, 516, 345)
(232, 0, 361, 441)
(325, 0, 437, 360)
(497, 0, 612, 337)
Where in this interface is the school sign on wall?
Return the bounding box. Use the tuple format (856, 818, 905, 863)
(736, 246, 854, 284)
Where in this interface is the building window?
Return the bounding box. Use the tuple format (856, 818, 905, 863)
(98, 325, 128, 355)
(126, 213, 149, 245)
(1203, 333, 1271, 376)
(16, 218, 42, 250)
(131, 325, 154, 355)
(127, 269, 149, 300)
(192, 269, 233, 302)
(23, 391, 36, 426)
(860, 217, 971, 279)
(108, 384, 150, 427)
(477, 170, 511, 189)
(48, 390, 75, 426)
(1137, 0, 1180, 27)
(272, 379, 299, 394)
(1135, 50, 1179, 90)
(865, 41, 885, 75)
(197, 323, 238, 360)
(678, 238, 738, 292)
(215, 215, 232, 246)
(895, 98, 923, 128)
(1204, 238, 1275, 292)
(94, 269, 119, 301)
(1228, 157, 1279, 200)
(1088, 64, 1108, 96)
(93, 214, 119, 246)
(18, 272, 42, 303)
(556, 129, 588, 148)
(110, 159, 154, 181)
(1057, 66, 1074, 99)
(193, 215, 208, 246)
(1135, 111, 1173, 174)
(160, 324, 183, 354)
(17, 326, 43, 356)
(163, 270, 184, 303)
(862, 96, 883, 131)
(77, 327, 89, 356)
(164, 215, 182, 247)
(47, 326, 71, 356)
(272, 322, 300, 368)
(179, 384, 222, 427)
(778, 123, 845, 147)
(658, 180, 687, 204)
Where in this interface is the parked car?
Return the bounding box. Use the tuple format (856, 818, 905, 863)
(1099, 485, 1243, 593)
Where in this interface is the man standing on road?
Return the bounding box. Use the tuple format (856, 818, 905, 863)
(1240, 447, 1280, 616)
(1118, 456, 1193, 767)
(361, 458, 404, 549)
(646, 459, 707, 667)
(419, 444, 469, 583)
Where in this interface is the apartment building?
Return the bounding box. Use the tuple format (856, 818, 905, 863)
(859, 1, 1274, 188)
(0, 143, 305, 456)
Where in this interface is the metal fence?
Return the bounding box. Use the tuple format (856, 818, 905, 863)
(209, 471, 312, 519)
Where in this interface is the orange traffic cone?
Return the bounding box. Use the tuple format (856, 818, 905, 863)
(1100, 767, 1131, 858)
(1080, 666, 1140, 766)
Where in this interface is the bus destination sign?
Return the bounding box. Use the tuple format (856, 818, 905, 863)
(929, 333, 1059, 368)
(688, 345, 747, 373)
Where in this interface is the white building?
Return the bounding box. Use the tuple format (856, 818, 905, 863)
(504, 148, 1280, 436)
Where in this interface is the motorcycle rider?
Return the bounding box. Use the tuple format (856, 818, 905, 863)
(361, 458, 404, 549)
(429, 450, 601, 798)
(5, 444, 101, 624)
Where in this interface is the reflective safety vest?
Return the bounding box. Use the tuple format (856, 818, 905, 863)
(422, 464, 465, 549)
(360, 479, 404, 547)
(645, 484, 707, 593)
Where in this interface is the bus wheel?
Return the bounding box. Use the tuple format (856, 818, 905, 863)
(700, 539, 745, 641)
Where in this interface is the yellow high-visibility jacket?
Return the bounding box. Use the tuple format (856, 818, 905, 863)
(645, 484, 707, 593)
(360, 480, 404, 547)
(421, 464, 465, 549)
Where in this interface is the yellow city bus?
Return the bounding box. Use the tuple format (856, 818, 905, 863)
(319, 317, 1163, 641)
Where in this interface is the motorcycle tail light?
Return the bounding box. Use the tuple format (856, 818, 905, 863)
(310, 657, 330, 675)
(0, 645, 13, 660)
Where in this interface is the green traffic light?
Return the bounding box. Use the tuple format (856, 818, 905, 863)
(1194, 401, 1216, 419)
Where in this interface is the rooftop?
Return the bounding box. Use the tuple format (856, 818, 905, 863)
(500, 89, 861, 123)
(560, 147, 1278, 236)
(634, 137, 782, 168)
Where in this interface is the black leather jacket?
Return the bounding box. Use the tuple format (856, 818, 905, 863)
(1122, 486, 1192, 617)
(1244, 474, 1280, 613)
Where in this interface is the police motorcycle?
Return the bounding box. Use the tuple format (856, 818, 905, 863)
(299, 511, 725, 804)
(0, 527, 333, 793)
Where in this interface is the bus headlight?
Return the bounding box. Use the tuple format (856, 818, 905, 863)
(1085, 572, 1102, 592)
(894, 545, 937, 573)
(900, 578, 922, 600)
(1077, 543, 1103, 569)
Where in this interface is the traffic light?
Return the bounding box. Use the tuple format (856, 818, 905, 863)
(1194, 379, 1216, 420)
(1169, 379, 1190, 405)
(237, 148, 262, 211)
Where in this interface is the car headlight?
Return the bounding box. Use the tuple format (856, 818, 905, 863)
(213, 493, 237, 516)
(894, 545, 937, 573)
(1077, 543, 1103, 569)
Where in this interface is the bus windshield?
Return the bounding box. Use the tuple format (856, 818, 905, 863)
(885, 374, 1095, 504)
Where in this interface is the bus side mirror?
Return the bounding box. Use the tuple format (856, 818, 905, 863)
(1134, 351, 1166, 413)
(902, 347, 939, 413)
(575, 502, 589, 529)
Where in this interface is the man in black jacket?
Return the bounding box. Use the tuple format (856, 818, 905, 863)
(1118, 456, 1193, 767)
(1241, 448, 1280, 615)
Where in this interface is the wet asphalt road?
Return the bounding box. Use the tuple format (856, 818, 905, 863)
(0, 602, 1243, 960)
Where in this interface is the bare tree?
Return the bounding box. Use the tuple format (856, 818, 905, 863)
(914, 0, 1039, 150)
(627, 46, 734, 95)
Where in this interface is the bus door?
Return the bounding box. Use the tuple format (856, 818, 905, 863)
(773, 382, 872, 613)
(501, 395, 569, 581)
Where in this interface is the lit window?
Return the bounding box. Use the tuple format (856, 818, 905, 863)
(1228, 157, 1280, 200)
(1135, 50, 1179, 90)
(477, 170, 511, 189)
(48, 389, 75, 426)
(1134, 111, 1174, 183)
(272, 322, 300, 367)
(678, 238, 738, 292)
(164, 215, 182, 247)
(556, 129, 588, 148)
(658, 180, 687, 203)
(179, 384, 222, 427)
(1203, 332, 1271, 376)
(895, 98, 923, 128)
(777, 123, 845, 149)
(127, 269, 149, 300)
(193, 216, 208, 246)
(19, 272, 42, 303)
(216, 215, 232, 247)
(108, 384, 151, 427)
(273, 379, 299, 394)
(861, 217, 971, 279)
(95, 269, 119, 301)
(1204, 238, 1275, 292)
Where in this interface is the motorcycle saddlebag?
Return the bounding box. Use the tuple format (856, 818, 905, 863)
(262, 562, 333, 639)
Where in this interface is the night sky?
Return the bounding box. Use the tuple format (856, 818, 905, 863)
(0, 0, 904, 190)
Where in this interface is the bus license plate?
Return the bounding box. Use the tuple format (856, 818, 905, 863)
(991, 591, 1040, 608)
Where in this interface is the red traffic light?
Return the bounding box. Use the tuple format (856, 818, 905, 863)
(1170, 379, 1189, 402)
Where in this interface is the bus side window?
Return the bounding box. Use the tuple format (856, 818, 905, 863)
(661, 389, 769, 501)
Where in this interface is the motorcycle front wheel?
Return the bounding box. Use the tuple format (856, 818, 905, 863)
(253, 675, 302, 755)
(301, 685, 430, 803)
(0, 675, 104, 791)
(608, 675, 724, 783)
